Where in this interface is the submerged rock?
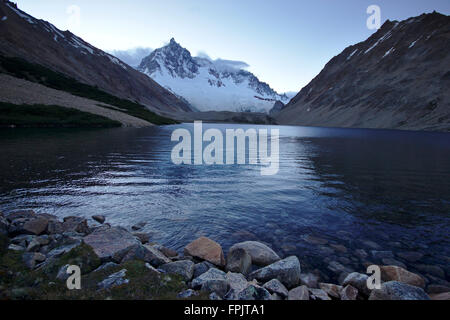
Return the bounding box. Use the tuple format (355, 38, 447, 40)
(184, 237, 226, 267)
(299, 273, 319, 288)
(369, 281, 430, 300)
(249, 256, 301, 288)
(228, 241, 280, 267)
(92, 215, 105, 224)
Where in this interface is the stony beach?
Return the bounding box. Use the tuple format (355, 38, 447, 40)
(0, 210, 448, 300)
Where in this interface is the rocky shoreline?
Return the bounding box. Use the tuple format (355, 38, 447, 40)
(0, 210, 448, 300)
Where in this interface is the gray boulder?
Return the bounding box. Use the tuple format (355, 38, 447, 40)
(228, 241, 280, 266)
(342, 272, 371, 296)
(226, 247, 252, 275)
(224, 272, 250, 300)
(249, 256, 301, 288)
(97, 269, 129, 290)
(193, 261, 215, 278)
(369, 281, 430, 300)
(92, 215, 105, 224)
(237, 285, 271, 300)
(192, 268, 226, 289)
(83, 227, 140, 263)
(263, 279, 289, 298)
(288, 285, 310, 300)
(159, 260, 195, 281)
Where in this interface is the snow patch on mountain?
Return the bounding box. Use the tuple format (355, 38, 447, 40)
(138, 38, 291, 112)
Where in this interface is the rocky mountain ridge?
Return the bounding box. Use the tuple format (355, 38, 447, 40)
(138, 38, 290, 112)
(276, 12, 450, 132)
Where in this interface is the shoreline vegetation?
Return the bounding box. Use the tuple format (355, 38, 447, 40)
(0, 55, 178, 126)
(0, 102, 122, 128)
(1, 210, 446, 300)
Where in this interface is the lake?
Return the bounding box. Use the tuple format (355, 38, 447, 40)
(0, 124, 449, 285)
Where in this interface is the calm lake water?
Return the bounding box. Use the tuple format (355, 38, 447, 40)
(0, 124, 449, 284)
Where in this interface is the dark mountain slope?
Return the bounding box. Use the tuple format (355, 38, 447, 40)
(277, 12, 450, 132)
(0, 1, 192, 117)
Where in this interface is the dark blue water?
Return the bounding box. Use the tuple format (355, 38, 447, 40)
(0, 124, 449, 285)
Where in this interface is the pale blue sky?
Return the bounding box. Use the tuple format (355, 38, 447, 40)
(15, 0, 450, 93)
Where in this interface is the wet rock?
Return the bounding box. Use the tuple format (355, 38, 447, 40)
(92, 215, 105, 224)
(192, 268, 227, 289)
(304, 235, 328, 245)
(343, 272, 371, 296)
(263, 279, 289, 298)
(371, 251, 394, 260)
(397, 251, 424, 262)
(83, 227, 140, 263)
(362, 240, 381, 250)
(249, 256, 301, 289)
(184, 237, 225, 267)
(142, 245, 172, 267)
(237, 285, 271, 300)
(97, 269, 129, 290)
(341, 285, 358, 300)
(382, 258, 407, 269)
(319, 283, 342, 299)
(330, 244, 347, 253)
(5, 210, 36, 222)
(226, 247, 252, 275)
(152, 244, 178, 258)
(412, 264, 445, 278)
(133, 232, 150, 244)
(327, 261, 353, 274)
(193, 261, 215, 278)
(47, 220, 64, 234)
(309, 288, 331, 300)
(429, 292, 450, 300)
(299, 273, 319, 288)
(178, 289, 199, 299)
(23, 252, 46, 269)
(355, 249, 368, 259)
(380, 265, 425, 288)
(228, 241, 280, 266)
(369, 281, 430, 300)
(319, 246, 335, 255)
(159, 260, 195, 281)
(288, 285, 309, 300)
(427, 284, 450, 294)
(131, 222, 146, 231)
(62, 217, 90, 234)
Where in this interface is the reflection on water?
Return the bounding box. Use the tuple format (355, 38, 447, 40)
(0, 124, 449, 284)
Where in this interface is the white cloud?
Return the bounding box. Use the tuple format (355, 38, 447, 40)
(108, 47, 153, 67)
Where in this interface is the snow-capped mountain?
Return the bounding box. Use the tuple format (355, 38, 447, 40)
(138, 38, 290, 112)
